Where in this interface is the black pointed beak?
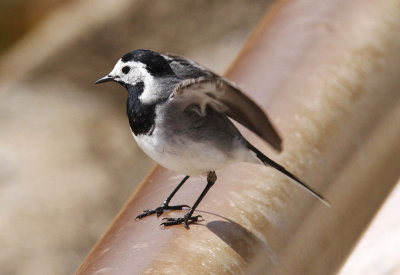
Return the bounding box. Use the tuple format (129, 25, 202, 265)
(94, 75, 115, 84)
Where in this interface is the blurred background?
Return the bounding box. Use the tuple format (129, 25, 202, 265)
(0, 0, 399, 274)
(0, 0, 275, 274)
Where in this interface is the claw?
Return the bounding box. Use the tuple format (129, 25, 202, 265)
(135, 209, 156, 220)
(135, 204, 190, 220)
(160, 215, 203, 229)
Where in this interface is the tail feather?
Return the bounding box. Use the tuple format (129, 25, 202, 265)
(247, 143, 330, 207)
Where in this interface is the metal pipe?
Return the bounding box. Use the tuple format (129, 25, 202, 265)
(76, 0, 400, 274)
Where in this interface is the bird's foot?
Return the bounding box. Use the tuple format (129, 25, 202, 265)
(135, 202, 190, 220)
(160, 214, 203, 229)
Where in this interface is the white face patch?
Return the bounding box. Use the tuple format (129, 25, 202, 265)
(138, 78, 159, 105)
(108, 59, 157, 104)
(109, 59, 147, 85)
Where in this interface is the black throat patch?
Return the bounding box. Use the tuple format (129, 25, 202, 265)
(126, 82, 156, 136)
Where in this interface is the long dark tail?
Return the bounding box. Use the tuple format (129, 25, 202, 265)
(247, 143, 330, 207)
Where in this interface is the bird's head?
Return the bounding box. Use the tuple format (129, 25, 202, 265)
(95, 49, 176, 103)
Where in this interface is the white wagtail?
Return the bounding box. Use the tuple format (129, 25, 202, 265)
(95, 49, 329, 228)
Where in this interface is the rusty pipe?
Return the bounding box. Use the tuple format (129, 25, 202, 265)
(76, 0, 400, 274)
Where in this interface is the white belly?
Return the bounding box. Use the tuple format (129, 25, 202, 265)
(133, 130, 241, 176)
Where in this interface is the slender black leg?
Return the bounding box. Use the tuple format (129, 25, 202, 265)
(135, 176, 191, 220)
(161, 171, 217, 229)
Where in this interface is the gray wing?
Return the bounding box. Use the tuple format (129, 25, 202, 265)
(171, 76, 283, 152)
(162, 53, 215, 79)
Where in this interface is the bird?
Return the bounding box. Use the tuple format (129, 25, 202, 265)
(95, 49, 329, 228)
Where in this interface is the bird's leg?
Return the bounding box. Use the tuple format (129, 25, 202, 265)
(135, 176, 191, 220)
(161, 171, 217, 229)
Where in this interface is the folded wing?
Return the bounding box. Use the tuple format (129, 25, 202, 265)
(171, 77, 283, 152)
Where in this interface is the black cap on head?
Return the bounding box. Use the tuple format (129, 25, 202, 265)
(121, 49, 174, 77)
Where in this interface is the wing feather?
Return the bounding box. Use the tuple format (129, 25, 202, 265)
(162, 53, 214, 79)
(172, 77, 283, 152)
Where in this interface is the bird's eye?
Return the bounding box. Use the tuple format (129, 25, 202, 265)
(122, 66, 130, 74)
